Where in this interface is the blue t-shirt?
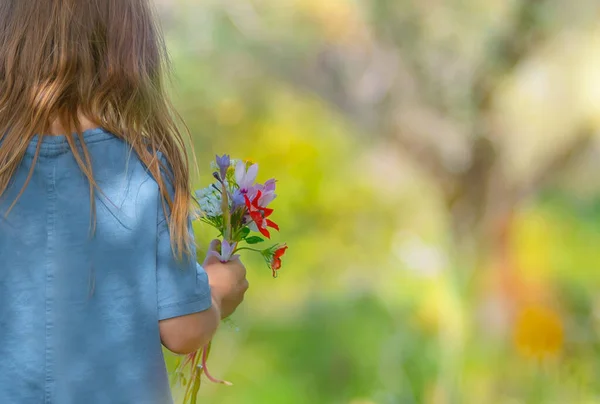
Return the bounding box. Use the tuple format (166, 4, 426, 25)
(0, 128, 212, 403)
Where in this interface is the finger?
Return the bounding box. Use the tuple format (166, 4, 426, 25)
(228, 258, 246, 276)
(203, 240, 222, 265)
(208, 239, 221, 253)
(203, 253, 222, 266)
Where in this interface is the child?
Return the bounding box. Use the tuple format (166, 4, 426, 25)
(0, 1, 248, 403)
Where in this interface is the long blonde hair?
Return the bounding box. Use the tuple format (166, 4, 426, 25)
(0, 0, 195, 259)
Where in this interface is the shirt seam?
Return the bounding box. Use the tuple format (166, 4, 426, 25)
(157, 291, 211, 311)
(25, 130, 117, 157)
(40, 134, 114, 149)
(44, 160, 57, 404)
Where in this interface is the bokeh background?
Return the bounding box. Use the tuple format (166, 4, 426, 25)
(157, 0, 600, 403)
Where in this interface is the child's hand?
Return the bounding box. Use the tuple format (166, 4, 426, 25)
(203, 239, 249, 319)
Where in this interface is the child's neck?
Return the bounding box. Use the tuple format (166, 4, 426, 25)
(48, 113, 99, 136)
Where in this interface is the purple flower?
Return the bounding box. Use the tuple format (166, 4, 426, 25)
(216, 155, 231, 180)
(232, 178, 277, 210)
(235, 161, 258, 191)
(257, 178, 277, 207)
(232, 161, 259, 207)
(208, 240, 240, 262)
(231, 190, 246, 209)
(263, 178, 276, 192)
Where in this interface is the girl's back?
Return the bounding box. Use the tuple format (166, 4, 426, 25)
(0, 2, 249, 402)
(0, 128, 211, 403)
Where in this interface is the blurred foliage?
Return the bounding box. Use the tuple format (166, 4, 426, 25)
(157, 0, 600, 402)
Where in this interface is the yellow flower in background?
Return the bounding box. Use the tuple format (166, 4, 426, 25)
(513, 305, 564, 359)
(414, 277, 464, 343)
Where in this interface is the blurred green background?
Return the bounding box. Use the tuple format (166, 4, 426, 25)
(157, 0, 600, 403)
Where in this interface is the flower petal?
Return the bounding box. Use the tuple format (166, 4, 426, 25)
(245, 163, 259, 185)
(221, 240, 234, 259)
(258, 192, 277, 207)
(264, 179, 276, 192)
(216, 155, 231, 179)
(247, 221, 258, 233)
(243, 194, 254, 210)
(245, 185, 259, 202)
(232, 190, 245, 208)
(258, 224, 271, 238)
(252, 190, 262, 206)
(249, 211, 263, 227)
(274, 245, 288, 260)
(208, 250, 224, 262)
(265, 219, 279, 231)
(235, 160, 246, 186)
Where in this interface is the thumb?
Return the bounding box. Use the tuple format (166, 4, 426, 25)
(203, 239, 222, 266)
(208, 239, 221, 253)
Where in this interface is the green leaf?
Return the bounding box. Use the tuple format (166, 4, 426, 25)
(245, 236, 265, 244)
(239, 227, 251, 239)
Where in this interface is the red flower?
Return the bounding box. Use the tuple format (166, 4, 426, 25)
(270, 245, 288, 277)
(244, 191, 279, 238)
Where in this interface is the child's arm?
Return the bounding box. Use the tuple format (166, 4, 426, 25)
(158, 294, 221, 355)
(159, 253, 248, 355)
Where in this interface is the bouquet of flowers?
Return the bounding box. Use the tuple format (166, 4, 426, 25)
(172, 155, 287, 403)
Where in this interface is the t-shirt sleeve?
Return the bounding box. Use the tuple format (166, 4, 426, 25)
(156, 160, 211, 321)
(156, 216, 212, 320)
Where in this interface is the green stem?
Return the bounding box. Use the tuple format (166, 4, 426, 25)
(182, 358, 194, 403)
(190, 369, 201, 404)
(221, 183, 231, 241)
(199, 217, 214, 226)
(234, 246, 263, 253)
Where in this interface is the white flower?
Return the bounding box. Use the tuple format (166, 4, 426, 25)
(196, 184, 223, 217)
